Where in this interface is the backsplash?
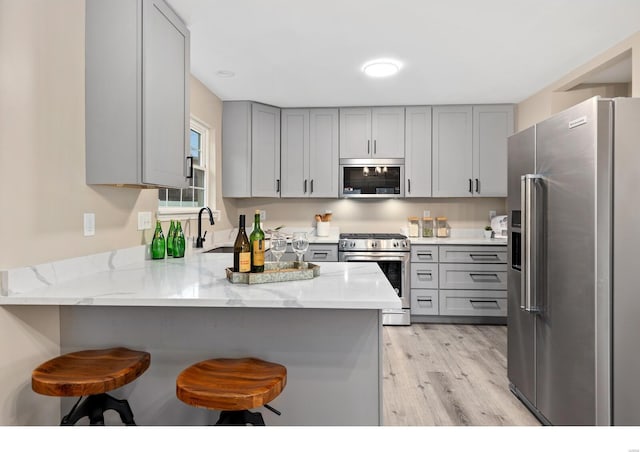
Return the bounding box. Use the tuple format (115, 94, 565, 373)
(229, 197, 507, 233)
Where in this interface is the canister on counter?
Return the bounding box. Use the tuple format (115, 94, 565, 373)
(436, 217, 450, 238)
(422, 217, 434, 237)
(408, 217, 420, 237)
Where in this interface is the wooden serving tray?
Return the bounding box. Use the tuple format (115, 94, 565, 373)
(225, 262, 320, 284)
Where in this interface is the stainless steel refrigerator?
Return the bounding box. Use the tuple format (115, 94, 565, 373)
(507, 96, 640, 426)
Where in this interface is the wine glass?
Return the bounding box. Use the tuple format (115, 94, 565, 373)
(270, 233, 287, 269)
(291, 232, 309, 268)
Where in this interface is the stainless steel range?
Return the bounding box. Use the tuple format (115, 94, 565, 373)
(338, 233, 410, 325)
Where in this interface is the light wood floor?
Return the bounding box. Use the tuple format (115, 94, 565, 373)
(383, 323, 541, 426)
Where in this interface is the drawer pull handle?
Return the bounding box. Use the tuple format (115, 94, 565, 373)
(416, 298, 433, 306)
(416, 271, 432, 277)
(469, 300, 500, 309)
(469, 273, 500, 282)
(417, 253, 432, 259)
(312, 252, 328, 258)
(469, 253, 500, 261)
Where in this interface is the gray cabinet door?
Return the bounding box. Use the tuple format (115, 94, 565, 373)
(405, 107, 432, 197)
(309, 109, 339, 198)
(251, 103, 281, 197)
(339, 108, 372, 158)
(142, 0, 190, 188)
(281, 109, 309, 198)
(432, 106, 473, 197)
(371, 107, 405, 158)
(85, 0, 189, 188)
(411, 289, 439, 315)
(472, 105, 514, 197)
(222, 101, 252, 197)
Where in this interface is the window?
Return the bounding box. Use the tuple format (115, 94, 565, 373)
(158, 117, 212, 218)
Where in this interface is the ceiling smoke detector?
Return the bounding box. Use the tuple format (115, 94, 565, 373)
(362, 59, 401, 78)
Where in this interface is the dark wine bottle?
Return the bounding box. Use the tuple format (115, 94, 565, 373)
(233, 215, 251, 272)
(249, 210, 265, 273)
(173, 221, 185, 258)
(151, 220, 165, 259)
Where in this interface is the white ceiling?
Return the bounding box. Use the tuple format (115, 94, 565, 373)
(166, 0, 640, 108)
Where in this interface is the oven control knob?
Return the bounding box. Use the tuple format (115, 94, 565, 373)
(393, 241, 398, 247)
(350, 241, 355, 248)
(402, 240, 408, 248)
(371, 241, 378, 248)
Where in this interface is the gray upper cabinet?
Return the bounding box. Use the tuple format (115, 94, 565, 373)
(339, 107, 404, 159)
(222, 101, 281, 198)
(85, 0, 190, 188)
(432, 105, 514, 197)
(281, 109, 339, 198)
(251, 103, 281, 197)
(472, 105, 514, 196)
(405, 107, 432, 197)
(432, 106, 474, 197)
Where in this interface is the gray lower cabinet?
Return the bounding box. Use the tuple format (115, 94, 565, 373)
(277, 244, 338, 262)
(86, 0, 190, 188)
(410, 243, 507, 321)
(222, 101, 281, 197)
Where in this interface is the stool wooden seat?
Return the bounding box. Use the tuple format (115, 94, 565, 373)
(176, 357, 287, 426)
(32, 347, 150, 425)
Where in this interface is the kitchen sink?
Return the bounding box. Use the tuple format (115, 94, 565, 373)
(204, 246, 234, 253)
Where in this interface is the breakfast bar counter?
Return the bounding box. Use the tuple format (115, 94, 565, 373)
(0, 248, 399, 426)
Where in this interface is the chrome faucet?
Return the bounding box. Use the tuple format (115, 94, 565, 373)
(196, 207, 215, 248)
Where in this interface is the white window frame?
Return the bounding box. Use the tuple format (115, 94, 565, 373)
(157, 116, 214, 220)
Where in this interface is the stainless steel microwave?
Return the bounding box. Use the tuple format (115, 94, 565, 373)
(339, 159, 404, 198)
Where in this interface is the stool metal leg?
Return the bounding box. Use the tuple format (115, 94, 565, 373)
(215, 410, 265, 426)
(61, 393, 137, 426)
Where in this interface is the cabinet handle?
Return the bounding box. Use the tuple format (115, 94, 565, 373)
(312, 252, 328, 258)
(276, 179, 280, 193)
(417, 253, 432, 259)
(469, 253, 499, 261)
(475, 178, 480, 193)
(304, 179, 307, 193)
(416, 271, 433, 277)
(468, 179, 473, 193)
(186, 156, 194, 179)
(367, 140, 370, 154)
(310, 179, 314, 194)
(374, 139, 377, 154)
(408, 179, 411, 193)
(469, 273, 500, 282)
(469, 300, 500, 309)
(416, 297, 433, 303)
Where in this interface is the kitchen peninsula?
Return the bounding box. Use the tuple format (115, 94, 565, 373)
(0, 247, 399, 426)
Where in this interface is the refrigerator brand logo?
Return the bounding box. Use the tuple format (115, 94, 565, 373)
(568, 116, 587, 129)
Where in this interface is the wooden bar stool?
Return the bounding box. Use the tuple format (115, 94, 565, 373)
(176, 357, 287, 426)
(32, 347, 150, 426)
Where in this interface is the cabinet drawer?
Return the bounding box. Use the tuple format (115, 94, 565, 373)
(410, 263, 438, 289)
(410, 245, 438, 263)
(439, 246, 507, 263)
(411, 289, 439, 315)
(304, 244, 338, 262)
(439, 290, 507, 317)
(438, 263, 506, 290)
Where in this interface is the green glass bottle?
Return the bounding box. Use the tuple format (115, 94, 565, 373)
(166, 220, 176, 256)
(173, 221, 185, 258)
(151, 220, 165, 259)
(249, 210, 265, 272)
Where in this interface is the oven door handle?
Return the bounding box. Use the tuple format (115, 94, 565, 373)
(341, 255, 408, 262)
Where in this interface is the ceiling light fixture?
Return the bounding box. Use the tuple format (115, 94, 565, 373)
(216, 70, 235, 78)
(362, 59, 401, 78)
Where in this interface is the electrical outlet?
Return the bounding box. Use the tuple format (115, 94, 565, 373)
(260, 210, 266, 221)
(489, 210, 496, 221)
(138, 211, 152, 230)
(423, 210, 431, 218)
(84, 213, 95, 237)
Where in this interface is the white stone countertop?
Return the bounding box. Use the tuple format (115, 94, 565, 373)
(408, 237, 507, 245)
(0, 251, 400, 310)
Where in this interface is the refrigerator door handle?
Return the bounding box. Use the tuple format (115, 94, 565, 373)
(521, 174, 542, 313)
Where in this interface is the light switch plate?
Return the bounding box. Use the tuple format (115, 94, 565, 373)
(489, 210, 496, 221)
(84, 213, 95, 237)
(138, 211, 152, 230)
(423, 210, 431, 218)
(259, 210, 266, 221)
